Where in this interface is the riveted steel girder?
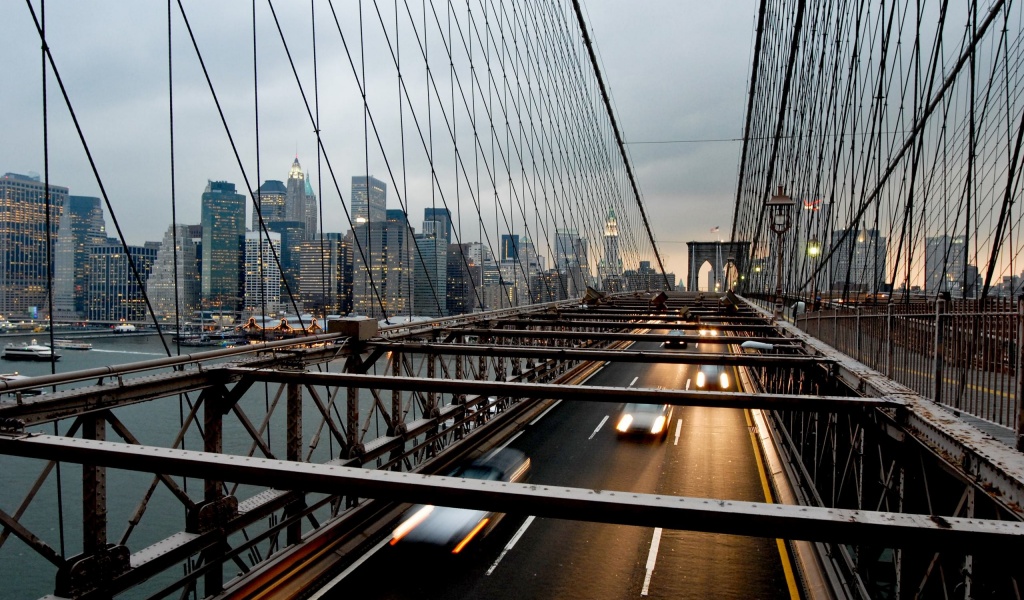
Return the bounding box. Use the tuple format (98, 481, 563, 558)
(367, 342, 822, 366)
(224, 369, 901, 412)
(0, 434, 1018, 551)
(440, 328, 788, 345)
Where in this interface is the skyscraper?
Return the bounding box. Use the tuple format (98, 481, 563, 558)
(0, 172, 68, 317)
(252, 180, 287, 231)
(500, 234, 520, 263)
(830, 227, 887, 293)
(414, 229, 447, 317)
(424, 207, 452, 244)
(446, 243, 475, 315)
(602, 208, 621, 276)
(351, 176, 387, 316)
(266, 220, 306, 307)
(201, 180, 246, 312)
(296, 236, 343, 315)
(925, 235, 969, 296)
(147, 224, 202, 323)
(286, 157, 317, 239)
(53, 195, 107, 320)
(382, 209, 414, 318)
(86, 241, 159, 322)
(243, 230, 282, 315)
(351, 175, 386, 224)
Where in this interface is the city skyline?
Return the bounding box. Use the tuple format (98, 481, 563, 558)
(2, 156, 682, 323)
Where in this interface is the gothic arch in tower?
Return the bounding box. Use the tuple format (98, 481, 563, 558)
(686, 241, 750, 292)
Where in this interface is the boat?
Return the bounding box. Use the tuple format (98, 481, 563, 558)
(0, 372, 43, 396)
(48, 339, 93, 350)
(173, 331, 249, 347)
(2, 339, 62, 362)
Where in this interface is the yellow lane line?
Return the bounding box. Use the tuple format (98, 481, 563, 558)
(889, 365, 1013, 398)
(745, 409, 801, 600)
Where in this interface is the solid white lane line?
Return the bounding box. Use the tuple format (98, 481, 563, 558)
(589, 415, 609, 440)
(529, 399, 563, 426)
(673, 418, 682, 445)
(641, 527, 663, 596)
(629, 376, 639, 387)
(486, 515, 536, 576)
(308, 536, 391, 597)
(685, 378, 691, 390)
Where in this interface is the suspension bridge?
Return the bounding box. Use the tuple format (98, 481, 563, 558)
(2, 1, 1024, 598)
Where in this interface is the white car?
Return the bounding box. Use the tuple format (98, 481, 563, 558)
(662, 330, 688, 349)
(696, 364, 730, 391)
(391, 449, 530, 553)
(615, 403, 673, 440)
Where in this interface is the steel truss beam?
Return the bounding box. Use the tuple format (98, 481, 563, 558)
(441, 327, 788, 344)
(223, 369, 901, 412)
(0, 434, 1018, 552)
(490, 319, 776, 330)
(367, 342, 826, 366)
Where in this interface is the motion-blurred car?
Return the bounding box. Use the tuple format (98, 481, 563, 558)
(696, 327, 718, 349)
(696, 363, 730, 391)
(390, 449, 530, 553)
(615, 403, 673, 440)
(662, 330, 687, 349)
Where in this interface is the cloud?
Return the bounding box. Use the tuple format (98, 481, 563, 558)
(1, 0, 758, 287)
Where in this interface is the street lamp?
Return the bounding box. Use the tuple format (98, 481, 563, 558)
(807, 237, 821, 308)
(766, 186, 795, 319)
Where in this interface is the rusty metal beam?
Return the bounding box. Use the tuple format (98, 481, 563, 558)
(224, 369, 899, 412)
(440, 328, 788, 344)
(367, 342, 824, 366)
(492, 319, 780, 330)
(0, 434, 1018, 551)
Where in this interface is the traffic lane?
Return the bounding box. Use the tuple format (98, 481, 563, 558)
(479, 359, 789, 599)
(465, 355, 677, 599)
(330, 351, 655, 599)
(648, 405, 790, 598)
(329, 345, 789, 598)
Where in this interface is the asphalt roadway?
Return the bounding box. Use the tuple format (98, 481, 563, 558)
(323, 339, 796, 599)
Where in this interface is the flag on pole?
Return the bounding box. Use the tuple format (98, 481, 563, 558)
(710, 226, 720, 233)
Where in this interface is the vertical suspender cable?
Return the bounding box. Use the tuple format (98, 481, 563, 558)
(39, 0, 66, 560)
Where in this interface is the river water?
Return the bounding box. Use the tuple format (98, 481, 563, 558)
(1, 333, 369, 599)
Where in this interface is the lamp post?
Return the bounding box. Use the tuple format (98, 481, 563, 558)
(766, 186, 795, 319)
(807, 237, 821, 308)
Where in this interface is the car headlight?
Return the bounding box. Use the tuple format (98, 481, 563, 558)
(651, 416, 667, 435)
(720, 372, 729, 389)
(391, 505, 435, 545)
(696, 371, 706, 388)
(616, 414, 633, 432)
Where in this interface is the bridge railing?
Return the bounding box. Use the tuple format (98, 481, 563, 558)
(793, 298, 1022, 432)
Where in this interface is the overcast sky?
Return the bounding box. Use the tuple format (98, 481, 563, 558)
(0, 1, 756, 285)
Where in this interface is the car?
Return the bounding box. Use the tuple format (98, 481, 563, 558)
(663, 330, 687, 349)
(615, 403, 673, 440)
(695, 363, 730, 391)
(696, 327, 718, 349)
(390, 449, 530, 553)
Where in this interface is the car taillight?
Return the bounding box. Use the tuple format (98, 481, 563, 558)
(452, 518, 490, 554)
